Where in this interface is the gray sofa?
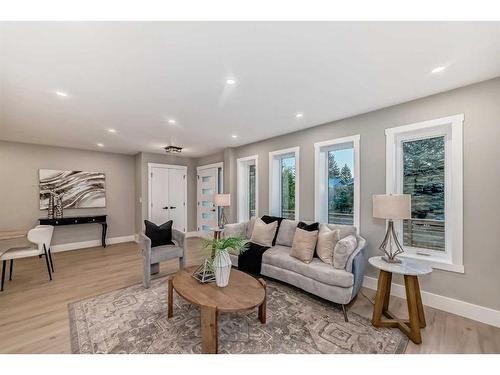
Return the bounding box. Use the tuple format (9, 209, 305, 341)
(224, 219, 368, 321)
(139, 229, 186, 288)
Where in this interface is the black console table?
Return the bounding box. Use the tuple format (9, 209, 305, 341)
(39, 215, 108, 248)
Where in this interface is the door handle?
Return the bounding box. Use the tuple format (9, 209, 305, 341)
(170, 206, 176, 209)
(163, 206, 169, 210)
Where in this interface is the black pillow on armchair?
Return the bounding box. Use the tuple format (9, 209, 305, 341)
(144, 220, 174, 247)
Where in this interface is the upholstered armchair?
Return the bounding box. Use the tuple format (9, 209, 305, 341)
(139, 229, 186, 288)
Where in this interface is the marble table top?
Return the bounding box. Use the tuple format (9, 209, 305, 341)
(369, 256, 432, 276)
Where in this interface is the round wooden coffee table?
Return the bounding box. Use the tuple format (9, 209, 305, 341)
(168, 266, 267, 354)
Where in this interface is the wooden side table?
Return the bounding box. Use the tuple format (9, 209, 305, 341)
(369, 256, 432, 344)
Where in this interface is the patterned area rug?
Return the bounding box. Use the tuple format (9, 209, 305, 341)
(69, 276, 408, 354)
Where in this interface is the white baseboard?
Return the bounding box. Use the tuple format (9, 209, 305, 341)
(185, 231, 210, 238)
(363, 276, 500, 328)
(51, 235, 136, 253)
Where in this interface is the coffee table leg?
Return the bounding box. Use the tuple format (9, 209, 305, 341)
(258, 278, 267, 324)
(168, 276, 174, 318)
(201, 305, 218, 354)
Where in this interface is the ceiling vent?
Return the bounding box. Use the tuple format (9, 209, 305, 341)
(164, 145, 183, 154)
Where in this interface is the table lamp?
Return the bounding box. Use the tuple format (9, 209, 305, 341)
(213, 194, 230, 229)
(373, 194, 411, 263)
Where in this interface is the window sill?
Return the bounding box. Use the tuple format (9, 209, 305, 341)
(398, 253, 464, 274)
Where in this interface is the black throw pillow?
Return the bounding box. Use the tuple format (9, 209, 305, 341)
(261, 215, 284, 246)
(297, 221, 319, 232)
(144, 220, 174, 247)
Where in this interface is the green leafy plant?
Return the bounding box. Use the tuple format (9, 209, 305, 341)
(202, 236, 247, 258)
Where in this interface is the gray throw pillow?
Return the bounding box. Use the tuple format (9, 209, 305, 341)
(333, 235, 358, 269)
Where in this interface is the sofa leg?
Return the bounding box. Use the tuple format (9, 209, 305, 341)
(341, 304, 349, 322)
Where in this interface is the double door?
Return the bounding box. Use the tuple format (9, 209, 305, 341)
(149, 165, 186, 232)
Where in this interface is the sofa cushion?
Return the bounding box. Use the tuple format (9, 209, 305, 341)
(276, 219, 298, 246)
(246, 217, 256, 239)
(250, 218, 278, 247)
(333, 235, 358, 269)
(263, 245, 354, 288)
(321, 223, 356, 239)
(290, 227, 318, 263)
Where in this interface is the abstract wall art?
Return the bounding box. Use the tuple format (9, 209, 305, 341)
(39, 169, 106, 209)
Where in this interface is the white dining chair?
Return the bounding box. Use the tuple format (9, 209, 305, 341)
(1, 225, 55, 291)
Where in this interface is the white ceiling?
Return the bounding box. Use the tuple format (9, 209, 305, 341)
(1, 22, 499, 157)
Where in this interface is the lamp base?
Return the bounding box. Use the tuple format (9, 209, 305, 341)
(381, 256, 402, 264)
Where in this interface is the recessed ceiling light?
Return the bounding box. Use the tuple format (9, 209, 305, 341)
(232, 135, 238, 139)
(431, 66, 446, 74)
(226, 78, 236, 85)
(55, 91, 68, 97)
(295, 113, 304, 118)
(107, 128, 117, 133)
(167, 119, 176, 124)
(96, 143, 104, 147)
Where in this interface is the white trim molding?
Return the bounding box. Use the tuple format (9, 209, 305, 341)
(314, 134, 360, 232)
(51, 235, 136, 253)
(196, 162, 224, 172)
(237, 155, 259, 222)
(147, 163, 188, 232)
(269, 146, 300, 220)
(363, 276, 500, 328)
(385, 114, 464, 273)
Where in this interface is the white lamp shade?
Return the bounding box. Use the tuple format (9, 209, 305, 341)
(373, 194, 411, 220)
(213, 193, 231, 207)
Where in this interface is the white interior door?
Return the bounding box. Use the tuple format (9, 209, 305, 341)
(167, 168, 186, 232)
(149, 165, 187, 232)
(150, 167, 170, 225)
(197, 167, 218, 231)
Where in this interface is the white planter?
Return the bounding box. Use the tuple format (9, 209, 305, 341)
(213, 251, 232, 287)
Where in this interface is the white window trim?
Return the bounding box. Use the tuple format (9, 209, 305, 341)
(237, 155, 259, 223)
(269, 146, 300, 220)
(385, 114, 464, 273)
(314, 135, 360, 232)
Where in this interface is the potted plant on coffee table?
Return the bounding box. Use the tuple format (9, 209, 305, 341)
(202, 236, 246, 287)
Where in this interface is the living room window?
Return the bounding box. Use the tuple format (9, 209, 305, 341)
(314, 135, 360, 230)
(237, 155, 258, 222)
(269, 147, 299, 220)
(386, 114, 464, 273)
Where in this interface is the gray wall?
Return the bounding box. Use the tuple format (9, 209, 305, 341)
(222, 77, 500, 310)
(0, 141, 136, 245)
(136, 152, 198, 232)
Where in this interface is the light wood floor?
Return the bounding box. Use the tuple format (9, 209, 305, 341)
(0, 239, 499, 354)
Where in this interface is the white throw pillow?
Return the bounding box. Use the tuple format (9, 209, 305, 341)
(333, 235, 358, 269)
(316, 226, 340, 265)
(250, 218, 278, 247)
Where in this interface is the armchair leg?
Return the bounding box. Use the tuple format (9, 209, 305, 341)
(1, 260, 6, 291)
(43, 245, 52, 281)
(48, 249, 54, 273)
(9, 259, 13, 280)
(179, 256, 186, 269)
(341, 304, 349, 322)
